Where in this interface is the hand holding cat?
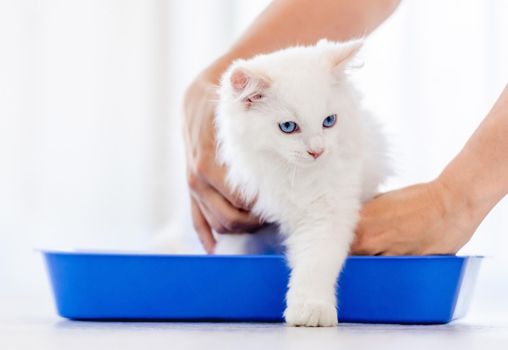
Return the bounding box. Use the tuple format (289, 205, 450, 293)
(183, 72, 264, 253)
(353, 83, 508, 256)
(185, 66, 508, 258)
(352, 180, 477, 255)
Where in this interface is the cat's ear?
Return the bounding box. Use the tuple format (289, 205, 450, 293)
(229, 67, 270, 108)
(319, 39, 363, 75)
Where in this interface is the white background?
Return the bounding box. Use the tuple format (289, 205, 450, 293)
(1, 0, 507, 319)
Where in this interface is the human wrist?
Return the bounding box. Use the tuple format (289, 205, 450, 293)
(434, 168, 489, 232)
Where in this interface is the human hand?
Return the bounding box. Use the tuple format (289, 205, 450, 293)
(352, 84, 508, 255)
(351, 180, 480, 255)
(183, 71, 264, 253)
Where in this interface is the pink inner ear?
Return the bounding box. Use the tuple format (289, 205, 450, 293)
(230, 69, 249, 92)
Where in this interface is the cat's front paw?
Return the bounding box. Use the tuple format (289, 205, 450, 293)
(284, 298, 338, 327)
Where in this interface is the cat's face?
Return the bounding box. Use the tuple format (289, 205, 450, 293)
(217, 40, 362, 168)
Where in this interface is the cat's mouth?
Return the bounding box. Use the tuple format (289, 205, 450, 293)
(290, 153, 326, 167)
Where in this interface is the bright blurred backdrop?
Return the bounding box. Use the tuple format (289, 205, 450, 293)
(0, 0, 507, 319)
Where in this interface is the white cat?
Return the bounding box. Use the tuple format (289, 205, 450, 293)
(214, 39, 388, 327)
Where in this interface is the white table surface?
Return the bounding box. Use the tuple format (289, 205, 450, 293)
(2, 291, 508, 350)
(3, 318, 508, 350)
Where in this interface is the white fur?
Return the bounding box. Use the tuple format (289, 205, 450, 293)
(214, 40, 388, 327)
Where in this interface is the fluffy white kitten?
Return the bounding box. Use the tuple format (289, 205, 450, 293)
(214, 39, 388, 327)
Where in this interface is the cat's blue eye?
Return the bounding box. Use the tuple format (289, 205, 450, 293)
(323, 114, 337, 128)
(279, 121, 299, 134)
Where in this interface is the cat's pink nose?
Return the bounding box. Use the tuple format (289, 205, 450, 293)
(307, 149, 324, 159)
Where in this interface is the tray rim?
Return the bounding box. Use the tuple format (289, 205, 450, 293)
(41, 249, 484, 261)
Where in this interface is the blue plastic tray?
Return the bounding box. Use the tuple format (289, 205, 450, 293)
(43, 252, 482, 324)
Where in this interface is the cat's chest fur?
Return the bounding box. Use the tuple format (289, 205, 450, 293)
(243, 150, 364, 228)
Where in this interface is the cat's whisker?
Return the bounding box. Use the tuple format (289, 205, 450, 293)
(290, 165, 297, 187)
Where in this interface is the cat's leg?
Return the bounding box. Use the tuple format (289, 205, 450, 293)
(283, 206, 358, 327)
(214, 233, 254, 255)
(214, 225, 281, 254)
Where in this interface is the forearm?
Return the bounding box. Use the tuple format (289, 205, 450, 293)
(203, 0, 400, 81)
(438, 84, 508, 223)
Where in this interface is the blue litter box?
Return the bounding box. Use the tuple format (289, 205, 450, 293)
(43, 252, 482, 324)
